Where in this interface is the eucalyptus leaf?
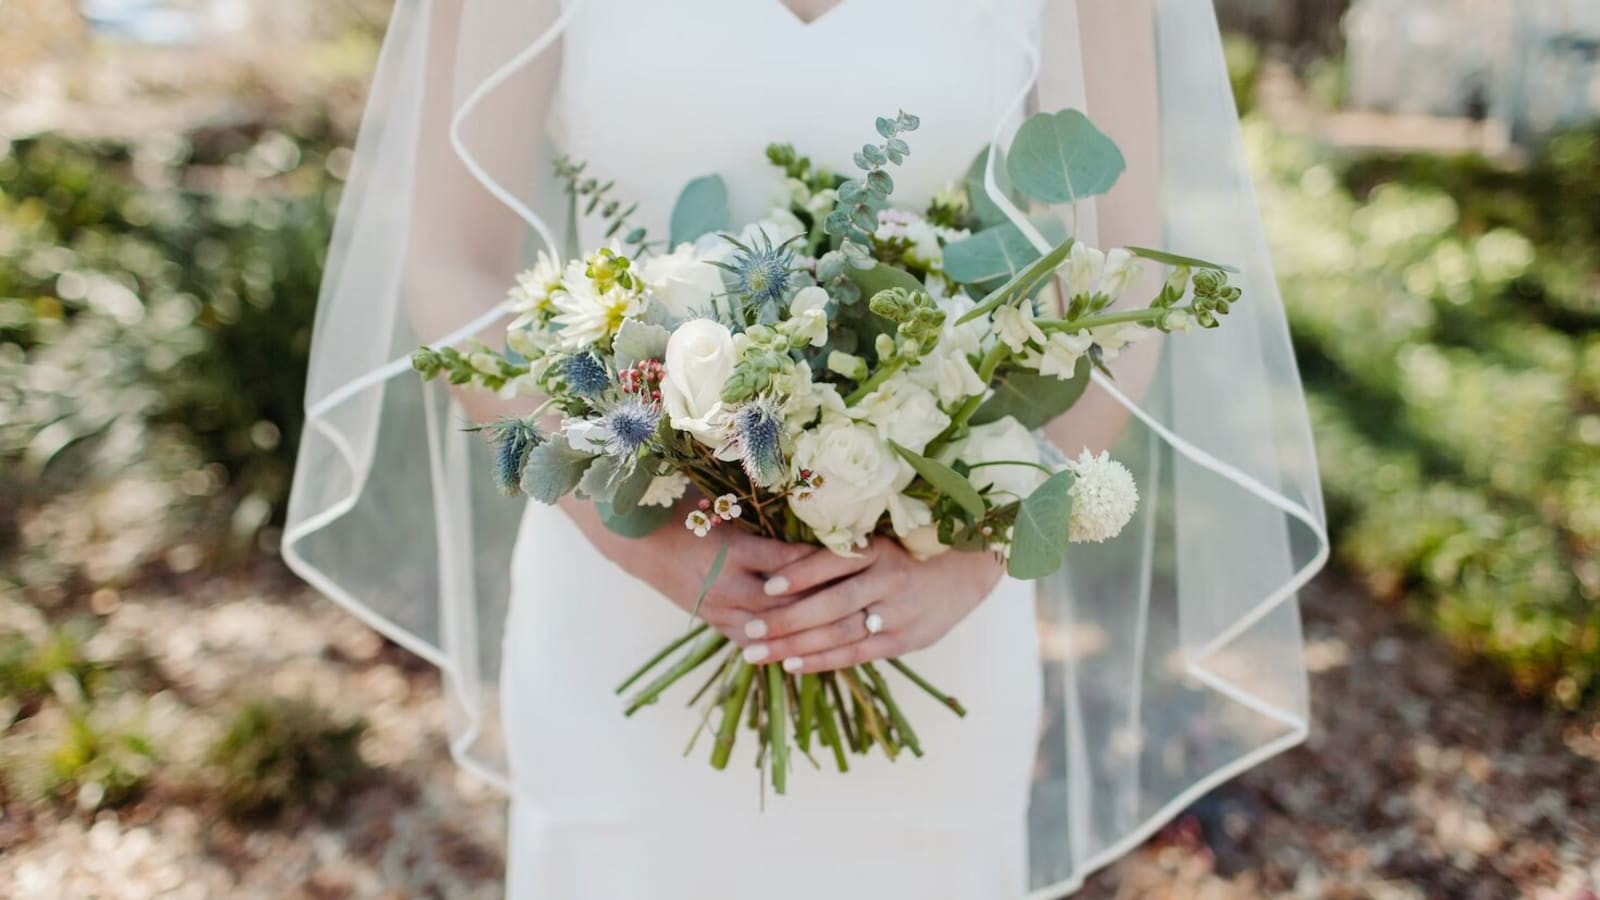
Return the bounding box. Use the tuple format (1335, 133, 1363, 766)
(889, 441, 987, 519)
(613, 319, 671, 369)
(1126, 245, 1239, 274)
(1007, 471, 1074, 579)
(668, 175, 731, 246)
(1006, 109, 1126, 205)
(964, 146, 1022, 231)
(942, 216, 1068, 290)
(971, 358, 1091, 430)
(845, 262, 923, 300)
(520, 434, 595, 503)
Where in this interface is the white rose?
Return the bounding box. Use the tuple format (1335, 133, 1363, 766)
(850, 376, 950, 453)
(948, 416, 1047, 502)
(788, 420, 901, 555)
(641, 243, 725, 320)
(900, 524, 950, 560)
(661, 318, 736, 446)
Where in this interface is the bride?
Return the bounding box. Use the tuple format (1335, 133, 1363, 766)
(284, 0, 1329, 897)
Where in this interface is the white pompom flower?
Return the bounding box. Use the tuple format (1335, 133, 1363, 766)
(1066, 449, 1139, 543)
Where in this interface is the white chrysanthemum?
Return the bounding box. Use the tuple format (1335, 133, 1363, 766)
(1066, 449, 1139, 543)
(639, 472, 689, 508)
(993, 302, 1045, 352)
(551, 276, 642, 350)
(507, 251, 564, 328)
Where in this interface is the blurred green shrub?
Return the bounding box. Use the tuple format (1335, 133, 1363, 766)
(1254, 121, 1600, 705)
(0, 125, 340, 537)
(208, 697, 370, 820)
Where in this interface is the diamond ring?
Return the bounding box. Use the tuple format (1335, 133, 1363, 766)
(863, 610, 884, 635)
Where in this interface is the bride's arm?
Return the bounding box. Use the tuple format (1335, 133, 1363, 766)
(1040, 0, 1164, 457)
(404, 0, 551, 423)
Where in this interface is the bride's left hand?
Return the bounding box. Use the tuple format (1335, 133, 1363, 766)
(740, 537, 1004, 673)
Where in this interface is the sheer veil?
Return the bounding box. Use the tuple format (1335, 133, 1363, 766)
(282, 0, 1329, 895)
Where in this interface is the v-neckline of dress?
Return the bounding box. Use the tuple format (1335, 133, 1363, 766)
(772, 0, 851, 28)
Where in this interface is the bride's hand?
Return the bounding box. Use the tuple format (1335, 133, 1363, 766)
(741, 537, 1005, 673)
(569, 498, 820, 641)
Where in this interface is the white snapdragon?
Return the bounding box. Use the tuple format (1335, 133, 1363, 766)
(1089, 322, 1150, 361)
(1065, 449, 1139, 543)
(784, 285, 831, 348)
(910, 344, 987, 406)
(1063, 242, 1106, 298)
(993, 302, 1046, 352)
(775, 361, 846, 434)
(1021, 330, 1094, 380)
(1099, 248, 1140, 297)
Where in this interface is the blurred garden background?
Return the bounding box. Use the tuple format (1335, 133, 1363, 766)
(1, 0, 1598, 897)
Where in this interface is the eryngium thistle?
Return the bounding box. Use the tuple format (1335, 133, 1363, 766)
(725, 399, 785, 487)
(719, 231, 797, 308)
(599, 397, 661, 457)
(561, 352, 610, 399)
(477, 417, 545, 496)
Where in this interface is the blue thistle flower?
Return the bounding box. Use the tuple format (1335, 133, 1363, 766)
(561, 352, 610, 399)
(599, 397, 661, 457)
(716, 230, 797, 309)
(730, 398, 785, 487)
(476, 417, 545, 496)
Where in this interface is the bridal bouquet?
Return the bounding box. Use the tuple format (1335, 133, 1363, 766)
(413, 109, 1240, 795)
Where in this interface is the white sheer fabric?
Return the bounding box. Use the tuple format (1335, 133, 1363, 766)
(282, 1, 1329, 895)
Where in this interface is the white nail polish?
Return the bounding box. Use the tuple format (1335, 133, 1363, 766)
(745, 619, 768, 639)
(763, 576, 790, 596)
(782, 657, 803, 673)
(743, 644, 769, 663)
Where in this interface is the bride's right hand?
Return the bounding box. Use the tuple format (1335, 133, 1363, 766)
(562, 497, 818, 642)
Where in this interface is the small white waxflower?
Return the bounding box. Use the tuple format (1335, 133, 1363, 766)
(640, 472, 690, 508)
(1066, 449, 1139, 543)
(993, 302, 1046, 352)
(685, 509, 713, 537)
(1021, 330, 1095, 380)
(713, 493, 743, 521)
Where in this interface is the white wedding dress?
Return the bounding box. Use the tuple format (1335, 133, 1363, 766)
(501, 2, 1045, 897)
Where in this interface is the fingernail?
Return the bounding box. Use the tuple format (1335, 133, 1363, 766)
(782, 657, 803, 673)
(743, 644, 769, 663)
(763, 576, 790, 596)
(744, 619, 768, 639)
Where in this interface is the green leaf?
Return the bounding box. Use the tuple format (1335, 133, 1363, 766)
(955, 232, 1078, 326)
(578, 453, 627, 503)
(688, 538, 731, 621)
(1007, 471, 1074, 579)
(845, 262, 923, 300)
(669, 175, 731, 246)
(1125, 245, 1239, 274)
(964, 146, 1021, 231)
(1006, 109, 1126, 205)
(520, 434, 595, 503)
(972, 357, 1091, 430)
(610, 457, 657, 511)
(613, 319, 671, 369)
(942, 216, 1068, 290)
(889, 441, 987, 519)
(597, 501, 674, 538)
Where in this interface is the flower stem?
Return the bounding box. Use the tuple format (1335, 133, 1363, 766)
(822, 672, 859, 752)
(863, 662, 921, 758)
(888, 657, 967, 717)
(815, 679, 849, 773)
(843, 355, 908, 406)
(766, 664, 788, 794)
(615, 622, 708, 695)
(796, 673, 818, 754)
(711, 661, 758, 770)
(840, 667, 896, 759)
(1035, 306, 1166, 332)
(623, 631, 729, 717)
